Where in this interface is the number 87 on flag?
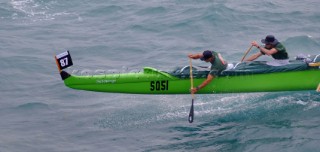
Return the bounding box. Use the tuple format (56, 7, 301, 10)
(55, 50, 73, 71)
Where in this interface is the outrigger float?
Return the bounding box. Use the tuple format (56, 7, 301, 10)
(55, 51, 320, 94)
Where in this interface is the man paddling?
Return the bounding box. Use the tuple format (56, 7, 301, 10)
(245, 35, 289, 66)
(188, 50, 228, 93)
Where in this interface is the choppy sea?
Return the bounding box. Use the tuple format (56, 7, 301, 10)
(1, 0, 320, 151)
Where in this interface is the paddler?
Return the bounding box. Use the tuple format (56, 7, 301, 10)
(245, 35, 289, 66)
(188, 50, 228, 94)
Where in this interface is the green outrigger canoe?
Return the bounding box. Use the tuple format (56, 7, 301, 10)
(55, 51, 320, 94)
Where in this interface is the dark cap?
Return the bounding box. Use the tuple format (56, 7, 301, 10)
(200, 50, 213, 61)
(261, 35, 279, 45)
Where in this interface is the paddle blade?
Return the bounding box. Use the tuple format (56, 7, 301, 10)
(188, 99, 194, 123)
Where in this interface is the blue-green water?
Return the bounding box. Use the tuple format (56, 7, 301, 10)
(1, 0, 320, 151)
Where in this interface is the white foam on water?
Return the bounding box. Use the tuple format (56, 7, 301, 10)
(10, 0, 79, 22)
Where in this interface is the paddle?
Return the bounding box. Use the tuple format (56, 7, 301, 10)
(188, 58, 195, 123)
(308, 62, 320, 92)
(241, 45, 254, 62)
(309, 62, 320, 67)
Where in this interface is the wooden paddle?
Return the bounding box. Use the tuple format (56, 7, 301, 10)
(308, 62, 320, 92)
(309, 62, 320, 67)
(188, 58, 195, 123)
(241, 45, 254, 62)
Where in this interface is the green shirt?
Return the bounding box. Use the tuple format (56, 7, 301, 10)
(263, 42, 289, 60)
(209, 51, 228, 76)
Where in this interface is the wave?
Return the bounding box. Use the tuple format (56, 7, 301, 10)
(9, 0, 80, 22)
(143, 91, 320, 151)
(16, 102, 50, 110)
(283, 35, 320, 55)
(135, 6, 167, 16)
(85, 5, 123, 17)
(93, 91, 320, 130)
(207, 92, 320, 123)
(0, 2, 13, 18)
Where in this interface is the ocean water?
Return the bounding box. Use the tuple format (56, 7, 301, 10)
(1, 0, 320, 151)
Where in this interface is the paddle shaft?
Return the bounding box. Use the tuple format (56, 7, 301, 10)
(188, 58, 194, 123)
(308, 62, 320, 92)
(189, 58, 195, 99)
(241, 45, 254, 62)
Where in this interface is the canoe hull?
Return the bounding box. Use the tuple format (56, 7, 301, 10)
(63, 69, 320, 94)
